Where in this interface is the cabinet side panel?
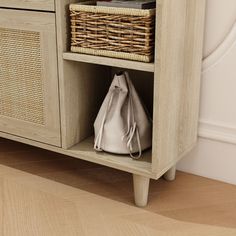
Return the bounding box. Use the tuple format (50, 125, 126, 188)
(56, 0, 110, 149)
(56, 0, 79, 149)
(179, 0, 206, 157)
(152, 0, 206, 174)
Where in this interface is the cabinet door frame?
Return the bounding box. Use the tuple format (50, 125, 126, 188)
(0, 9, 61, 147)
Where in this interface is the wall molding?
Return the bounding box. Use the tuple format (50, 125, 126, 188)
(199, 22, 236, 146)
(199, 120, 236, 145)
(202, 22, 236, 73)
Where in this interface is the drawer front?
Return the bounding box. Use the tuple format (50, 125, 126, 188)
(0, 0, 54, 11)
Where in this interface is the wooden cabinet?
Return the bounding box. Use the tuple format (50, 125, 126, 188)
(57, 0, 206, 206)
(0, 0, 206, 206)
(0, 9, 61, 147)
(0, 0, 54, 11)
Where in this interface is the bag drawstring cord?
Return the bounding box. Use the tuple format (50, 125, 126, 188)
(94, 90, 115, 152)
(122, 72, 142, 159)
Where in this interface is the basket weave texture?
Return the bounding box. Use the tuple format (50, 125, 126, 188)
(70, 5, 155, 62)
(0, 27, 45, 125)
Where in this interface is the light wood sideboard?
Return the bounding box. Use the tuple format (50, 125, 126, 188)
(0, 0, 206, 207)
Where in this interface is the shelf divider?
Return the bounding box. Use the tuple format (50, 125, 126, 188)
(63, 52, 155, 73)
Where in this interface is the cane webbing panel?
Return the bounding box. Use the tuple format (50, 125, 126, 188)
(0, 27, 45, 125)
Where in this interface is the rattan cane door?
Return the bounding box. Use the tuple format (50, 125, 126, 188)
(0, 9, 61, 147)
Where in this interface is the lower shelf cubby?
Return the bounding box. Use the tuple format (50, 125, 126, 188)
(61, 57, 155, 176)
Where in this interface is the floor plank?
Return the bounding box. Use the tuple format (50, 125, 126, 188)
(0, 137, 236, 235)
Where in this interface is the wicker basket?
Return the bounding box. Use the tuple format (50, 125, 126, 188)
(70, 4, 155, 62)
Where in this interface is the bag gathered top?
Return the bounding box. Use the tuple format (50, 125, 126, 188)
(94, 71, 152, 159)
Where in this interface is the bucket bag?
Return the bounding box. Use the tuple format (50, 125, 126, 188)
(94, 71, 152, 159)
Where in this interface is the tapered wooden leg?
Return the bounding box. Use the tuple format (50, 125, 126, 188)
(164, 165, 176, 181)
(133, 174, 150, 207)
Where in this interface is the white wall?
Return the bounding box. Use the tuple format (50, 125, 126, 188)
(177, 0, 236, 185)
(203, 0, 236, 57)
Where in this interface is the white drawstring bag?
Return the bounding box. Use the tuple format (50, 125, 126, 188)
(94, 71, 152, 159)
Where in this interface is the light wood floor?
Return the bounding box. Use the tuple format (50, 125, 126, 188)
(0, 137, 236, 235)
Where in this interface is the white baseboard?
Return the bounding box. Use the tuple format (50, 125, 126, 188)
(199, 120, 236, 145)
(177, 121, 236, 185)
(177, 137, 236, 185)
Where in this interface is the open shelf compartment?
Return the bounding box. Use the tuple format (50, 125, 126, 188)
(60, 60, 155, 177)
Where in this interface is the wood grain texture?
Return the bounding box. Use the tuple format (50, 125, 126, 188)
(152, 0, 206, 175)
(0, 9, 61, 146)
(0, 132, 153, 177)
(63, 52, 155, 72)
(163, 165, 176, 181)
(0, 0, 55, 11)
(69, 136, 152, 176)
(0, 139, 236, 235)
(133, 174, 150, 207)
(55, 0, 111, 149)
